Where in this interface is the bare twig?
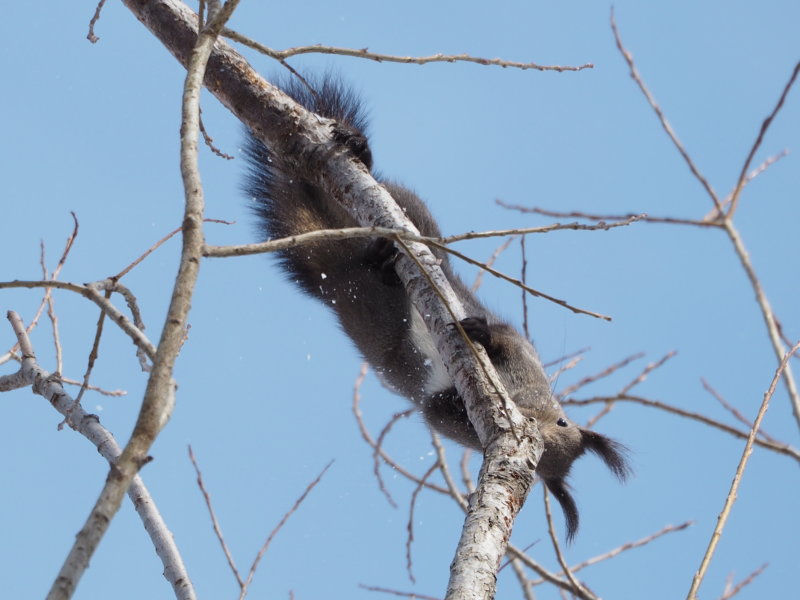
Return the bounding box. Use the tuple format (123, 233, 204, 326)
(722, 220, 800, 426)
(440, 215, 646, 244)
(239, 461, 333, 600)
(188, 445, 244, 587)
(498, 202, 719, 228)
(687, 342, 800, 599)
(0, 281, 156, 364)
(40, 247, 62, 374)
(430, 433, 468, 511)
(519, 236, 530, 340)
(431, 241, 612, 321)
(509, 558, 536, 600)
(544, 347, 591, 370)
(620, 351, 676, 395)
(359, 584, 441, 600)
(583, 352, 675, 428)
(375, 408, 418, 504)
(459, 449, 475, 494)
(59, 376, 126, 397)
(208, 221, 619, 320)
(223, 29, 593, 73)
(543, 488, 597, 600)
(717, 563, 768, 600)
(726, 62, 800, 217)
(701, 378, 777, 443)
(529, 521, 692, 585)
(559, 352, 645, 397)
(611, 9, 722, 212)
(8, 214, 80, 362)
(117, 218, 233, 280)
(406, 462, 439, 583)
(504, 540, 586, 596)
(569, 395, 800, 463)
(199, 114, 235, 159)
(352, 364, 448, 499)
(86, 0, 108, 43)
(206, 217, 643, 259)
(705, 150, 789, 220)
(470, 235, 516, 294)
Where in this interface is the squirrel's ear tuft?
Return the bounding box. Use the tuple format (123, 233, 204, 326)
(545, 478, 579, 543)
(580, 429, 632, 481)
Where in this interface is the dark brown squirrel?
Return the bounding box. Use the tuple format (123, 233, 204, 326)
(243, 75, 630, 541)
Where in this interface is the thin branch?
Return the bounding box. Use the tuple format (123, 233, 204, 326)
(470, 235, 516, 294)
(86, 0, 108, 43)
(504, 540, 584, 596)
(559, 352, 645, 397)
(611, 8, 722, 212)
(701, 378, 777, 443)
(568, 395, 800, 463)
(722, 220, 800, 427)
(704, 150, 789, 220)
(8, 214, 80, 360)
(375, 408, 418, 504)
(0, 280, 156, 362)
(223, 30, 593, 73)
(509, 558, 536, 600)
(544, 347, 591, 370)
(430, 433, 468, 511)
(205, 226, 411, 257)
(727, 62, 800, 217)
(585, 351, 676, 428)
(352, 364, 449, 498)
(188, 445, 244, 587)
(687, 342, 800, 600)
(498, 202, 721, 228)
(64, 286, 114, 431)
(432, 240, 612, 321)
(406, 462, 439, 583)
(208, 221, 618, 320)
(117, 217, 233, 280)
(529, 521, 692, 585)
(620, 351, 676, 395)
(459, 450, 475, 494)
(59, 376, 126, 397)
(358, 584, 441, 600)
(717, 564, 768, 600)
(440, 214, 647, 244)
(199, 114, 235, 160)
(239, 461, 333, 599)
(519, 236, 530, 339)
(205, 216, 644, 259)
(543, 488, 597, 600)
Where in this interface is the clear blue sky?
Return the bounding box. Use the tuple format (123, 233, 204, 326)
(2, 2, 798, 599)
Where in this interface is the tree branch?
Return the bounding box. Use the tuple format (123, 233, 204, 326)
(5, 311, 195, 600)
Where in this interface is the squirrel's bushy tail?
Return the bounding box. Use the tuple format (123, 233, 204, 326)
(242, 76, 375, 298)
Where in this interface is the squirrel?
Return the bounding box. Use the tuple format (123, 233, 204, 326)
(243, 75, 630, 541)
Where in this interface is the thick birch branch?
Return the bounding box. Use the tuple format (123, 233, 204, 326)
(121, 1, 541, 598)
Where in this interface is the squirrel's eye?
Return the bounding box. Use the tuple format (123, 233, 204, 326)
(556, 418, 568, 427)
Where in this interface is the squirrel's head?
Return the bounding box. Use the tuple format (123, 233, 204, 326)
(535, 414, 630, 541)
